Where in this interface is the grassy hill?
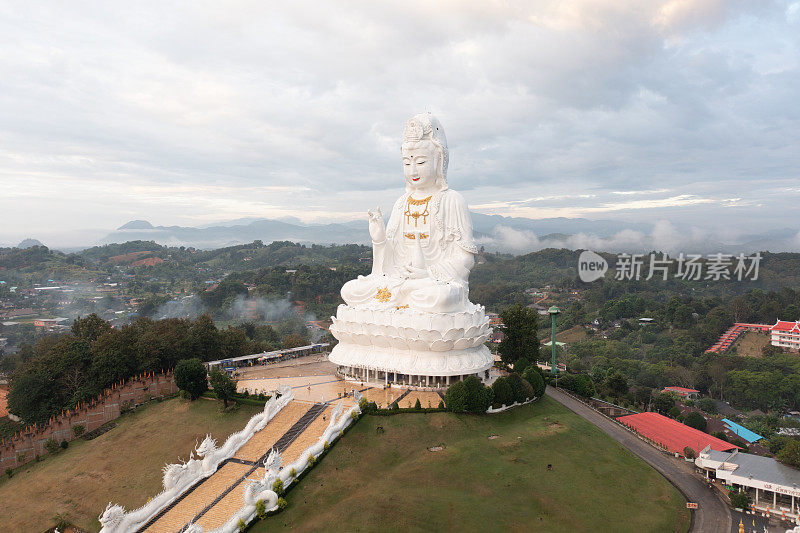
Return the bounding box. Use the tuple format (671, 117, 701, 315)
(251, 397, 689, 533)
(0, 397, 262, 532)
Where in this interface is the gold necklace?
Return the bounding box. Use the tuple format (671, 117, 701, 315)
(405, 195, 431, 227)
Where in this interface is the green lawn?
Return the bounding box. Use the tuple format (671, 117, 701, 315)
(252, 397, 689, 533)
(0, 397, 262, 532)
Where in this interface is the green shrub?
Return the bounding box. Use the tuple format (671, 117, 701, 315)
(683, 411, 706, 431)
(53, 513, 71, 530)
(414, 398, 421, 410)
(277, 497, 287, 510)
(72, 424, 85, 437)
(445, 376, 493, 414)
(256, 499, 267, 519)
(272, 478, 284, 495)
(238, 517, 247, 532)
(491, 377, 513, 407)
(523, 367, 545, 399)
(45, 437, 60, 455)
(289, 468, 297, 478)
(438, 400, 444, 409)
(5, 467, 12, 478)
(668, 406, 681, 419)
(507, 373, 534, 403)
(350, 410, 359, 420)
(358, 398, 369, 411)
(307, 453, 316, 466)
(324, 440, 330, 451)
(514, 357, 530, 375)
(729, 490, 749, 509)
(60, 440, 68, 450)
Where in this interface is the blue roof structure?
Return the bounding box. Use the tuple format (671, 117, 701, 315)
(722, 418, 764, 443)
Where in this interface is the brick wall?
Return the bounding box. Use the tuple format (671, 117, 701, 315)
(0, 371, 177, 470)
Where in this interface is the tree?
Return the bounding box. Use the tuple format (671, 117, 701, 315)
(683, 446, 696, 459)
(71, 314, 112, 343)
(604, 371, 629, 397)
(187, 315, 221, 362)
(523, 367, 545, 399)
(652, 393, 675, 415)
(174, 358, 208, 400)
(558, 373, 595, 398)
(282, 333, 306, 349)
(777, 439, 800, 469)
(209, 368, 237, 408)
(6, 372, 55, 423)
(633, 386, 653, 408)
(684, 411, 707, 431)
(697, 397, 718, 415)
(514, 357, 530, 374)
(497, 304, 539, 365)
(668, 406, 681, 419)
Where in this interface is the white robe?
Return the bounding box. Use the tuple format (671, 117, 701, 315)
(341, 188, 478, 313)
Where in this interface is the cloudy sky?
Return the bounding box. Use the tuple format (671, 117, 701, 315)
(1, 1, 799, 248)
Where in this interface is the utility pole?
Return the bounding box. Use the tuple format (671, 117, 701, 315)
(548, 306, 560, 376)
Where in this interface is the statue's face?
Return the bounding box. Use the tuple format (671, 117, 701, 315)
(402, 141, 439, 191)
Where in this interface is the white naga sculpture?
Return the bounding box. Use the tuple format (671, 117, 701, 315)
(329, 112, 492, 386)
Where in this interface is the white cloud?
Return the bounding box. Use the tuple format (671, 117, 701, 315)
(0, 1, 798, 246)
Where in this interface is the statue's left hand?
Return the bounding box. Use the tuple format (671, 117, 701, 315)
(367, 206, 385, 243)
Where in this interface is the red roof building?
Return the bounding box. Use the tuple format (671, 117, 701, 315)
(618, 412, 740, 456)
(769, 319, 800, 351)
(661, 386, 700, 399)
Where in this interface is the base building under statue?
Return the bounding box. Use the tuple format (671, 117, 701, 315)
(329, 301, 493, 388)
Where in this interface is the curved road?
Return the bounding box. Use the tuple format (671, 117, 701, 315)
(547, 387, 732, 533)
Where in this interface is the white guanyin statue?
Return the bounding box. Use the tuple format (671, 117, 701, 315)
(329, 112, 493, 387)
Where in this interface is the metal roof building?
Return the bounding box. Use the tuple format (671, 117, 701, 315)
(206, 343, 330, 368)
(617, 412, 739, 455)
(721, 418, 765, 443)
(696, 448, 800, 519)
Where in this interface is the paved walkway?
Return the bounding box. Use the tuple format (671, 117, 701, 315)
(546, 387, 732, 533)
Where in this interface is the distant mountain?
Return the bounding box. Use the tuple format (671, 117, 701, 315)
(103, 219, 367, 249)
(118, 220, 155, 230)
(17, 238, 44, 249)
(102, 214, 652, 251)
(101, 216, 799, 254)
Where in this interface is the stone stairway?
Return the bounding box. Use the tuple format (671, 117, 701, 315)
(140, 402, 328, 533)
(191, 403, 328, 531)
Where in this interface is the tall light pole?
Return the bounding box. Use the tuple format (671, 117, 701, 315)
(548, 306, 561, 375)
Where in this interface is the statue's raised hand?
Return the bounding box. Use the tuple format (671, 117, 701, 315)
(367, 207, 385, 243)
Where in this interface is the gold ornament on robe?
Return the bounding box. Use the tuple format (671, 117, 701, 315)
(375, 287, 392, 303)
(405, 195, 431, 226)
